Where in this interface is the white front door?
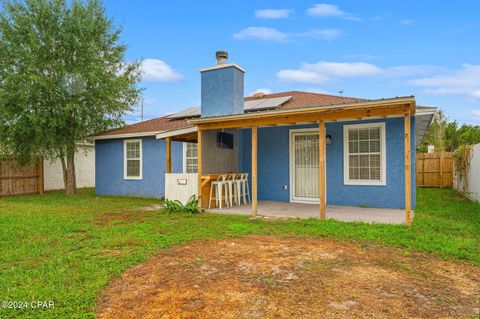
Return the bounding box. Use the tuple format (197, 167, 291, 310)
(289, 129, 323, 203)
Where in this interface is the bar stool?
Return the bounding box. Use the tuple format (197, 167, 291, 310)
(240, 173, 251, 204)
(208, 174, 228, 209)
(224, 173, 237, 207)
(233, 174, 244, 205)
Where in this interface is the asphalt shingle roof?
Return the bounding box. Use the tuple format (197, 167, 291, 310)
(95, 91, 372, 138)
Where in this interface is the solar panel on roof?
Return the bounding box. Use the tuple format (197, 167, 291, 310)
(244, 96, 292, 111)
(166, 107, 201, 119)
(167, 95, 293, 119)
(244, 99, 263, 109)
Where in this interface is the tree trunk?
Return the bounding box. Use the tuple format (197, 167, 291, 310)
(60, 156, 67, 189)
(65, 153, 76, 195)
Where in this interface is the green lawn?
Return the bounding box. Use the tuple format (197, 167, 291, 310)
(0, 188, 479, 318)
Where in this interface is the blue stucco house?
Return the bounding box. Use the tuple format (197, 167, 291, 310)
(94, 51, 436, 224)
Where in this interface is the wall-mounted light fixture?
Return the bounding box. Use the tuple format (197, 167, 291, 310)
(326, 134, 332, 145)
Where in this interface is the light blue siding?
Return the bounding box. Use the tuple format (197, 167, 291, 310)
(201, 66, 244, 117)
(238, 117, 416, 209)
(95, 136, 183, 198)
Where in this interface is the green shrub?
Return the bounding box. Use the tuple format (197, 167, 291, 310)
(164, 195, 199, 214)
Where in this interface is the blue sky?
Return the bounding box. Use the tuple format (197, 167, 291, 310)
(103, 0, 480, 124)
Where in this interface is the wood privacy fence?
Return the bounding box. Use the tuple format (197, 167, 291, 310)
(0, 158, 44, 197)
(416, 152, 453, 188)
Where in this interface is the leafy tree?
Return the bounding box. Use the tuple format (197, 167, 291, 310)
(420, 110, 480, 152)
(0, 0, 141, 194)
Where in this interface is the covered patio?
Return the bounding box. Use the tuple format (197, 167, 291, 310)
(210, 201, 407, 224)
(159, 96, 419, 225)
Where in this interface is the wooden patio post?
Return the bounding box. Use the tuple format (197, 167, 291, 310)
(197, 130, 203, 209)
(165, 137, 172, 174)
(404, 111, 412, 226)
(251, 126, 258, 218)
(319, 120, 326, 220)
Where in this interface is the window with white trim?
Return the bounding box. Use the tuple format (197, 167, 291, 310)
(124, 139, 142, 179)
(343, 123, 386, 185)
(183, 142, 198, 173)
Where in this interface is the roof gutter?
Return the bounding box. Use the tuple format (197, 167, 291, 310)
(93, 131, 162, 140)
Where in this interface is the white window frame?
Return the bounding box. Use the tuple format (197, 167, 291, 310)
(183, 142, 198, 173)
(124, 139, 142, 180)
(343, 122, 386, 186)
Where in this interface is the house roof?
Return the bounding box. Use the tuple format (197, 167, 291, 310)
(94, 91, 363, 139)
(244, 91, 363, 110)
(94, 117, 189, 139)
(94, 91, 435, 141)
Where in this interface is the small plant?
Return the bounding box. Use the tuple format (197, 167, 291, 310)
(164, 195, 200, 214)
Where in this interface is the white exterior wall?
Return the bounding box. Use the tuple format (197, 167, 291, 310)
(165, 173, 198, 204)
(43, 144, 95, 191)
(454, 143, 480, 202)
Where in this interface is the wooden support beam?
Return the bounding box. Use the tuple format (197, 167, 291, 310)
(404, 111, 412, 226)
(251, 126, 258, 218)
(165, 137, 172, 174)
(319, 120, 326, 220)
(196, 105, 410, 131)
(197, 131, 203, 209)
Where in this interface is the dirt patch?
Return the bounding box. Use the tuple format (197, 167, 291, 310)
(96, 204, 163, 226)
(136, 204, 164, 211)
(97, 212, 146, 226)
(97, 236, 480, 319)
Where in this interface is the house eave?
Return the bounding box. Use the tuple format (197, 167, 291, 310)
(93, 131, 162, 140)
(156, 126, 197, 140)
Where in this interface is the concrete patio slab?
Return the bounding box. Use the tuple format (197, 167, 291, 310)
(209, 200, 408, 224)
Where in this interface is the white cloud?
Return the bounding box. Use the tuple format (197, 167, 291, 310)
(384, 65, 447, 78)
(409, 64, 480, 100)
(234, 27, 342, 42)
(141, 59, 183, 82)
(234, 27, 288, 42)
(254, 9, 291, 19)
(399, 19, 414, 26)
(297, 28, 342, 41)
(250, 88, 273, 96)
(277, 61, 382, 84)
(306, 3, 360, 21)
(277, 61, 450, 84)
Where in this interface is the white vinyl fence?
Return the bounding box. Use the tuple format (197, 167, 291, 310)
(165, 173, 198, 204)
(453, 143, 480, 202)
(44, 144, 95, 191)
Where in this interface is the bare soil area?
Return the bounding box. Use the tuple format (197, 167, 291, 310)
(97, 236, 480, 319)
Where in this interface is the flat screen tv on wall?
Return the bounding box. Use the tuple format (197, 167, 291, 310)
(216, 132, 234, 149)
